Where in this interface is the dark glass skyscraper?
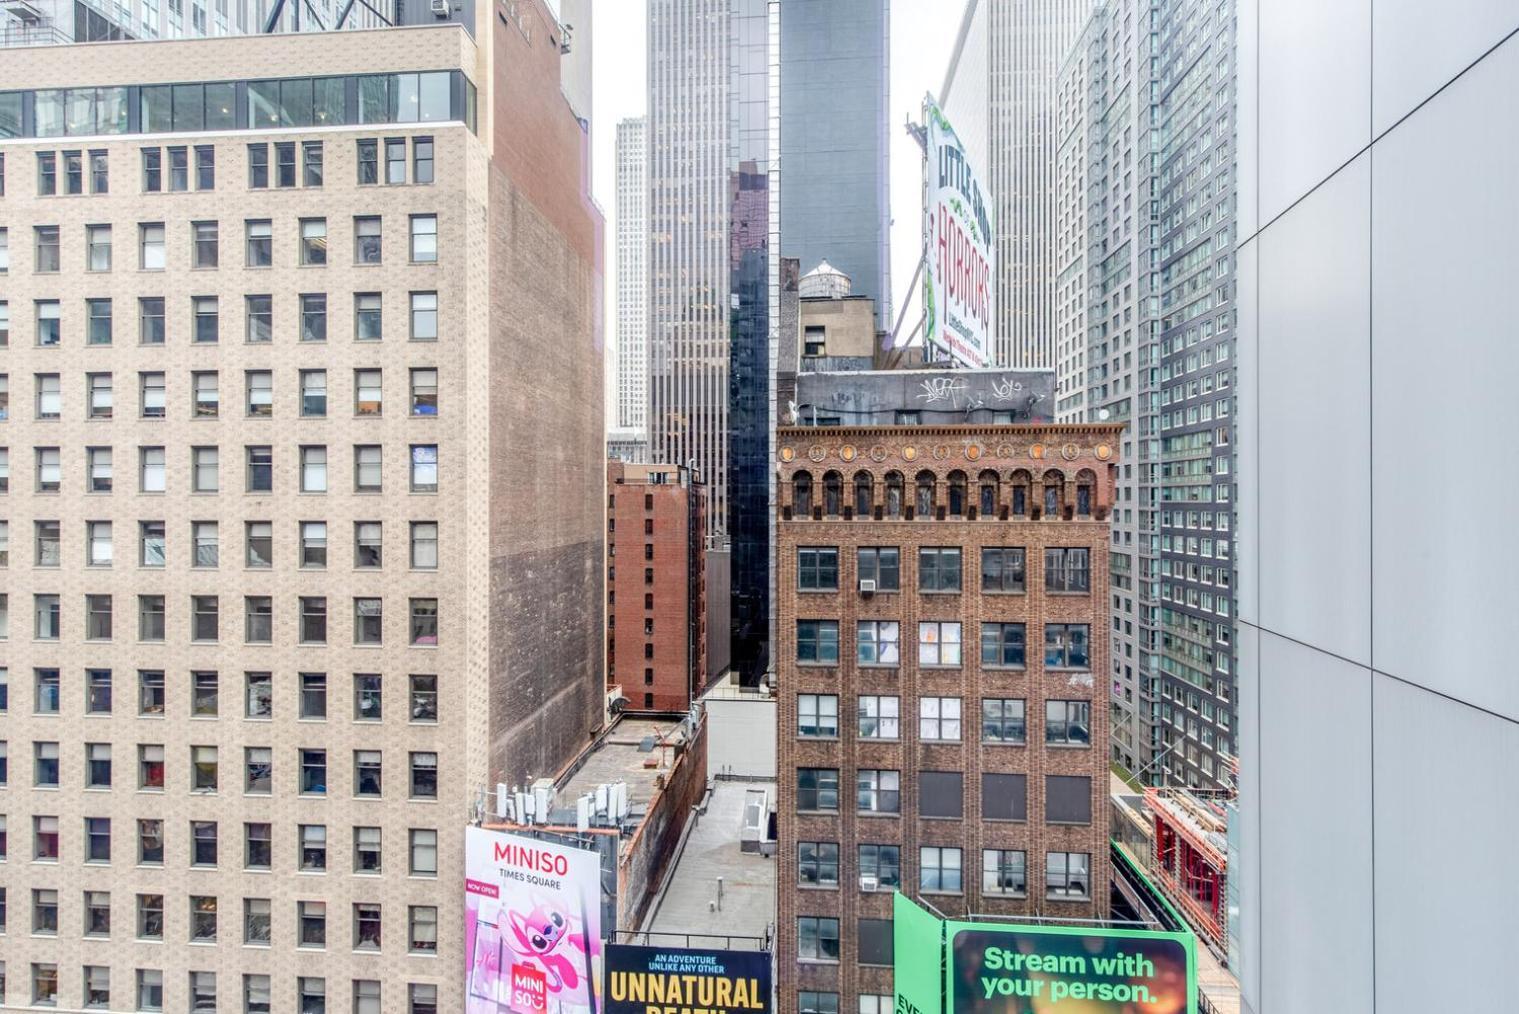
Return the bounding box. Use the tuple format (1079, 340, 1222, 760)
(649, 0, 778, 684)
(778, 0, 890, 328)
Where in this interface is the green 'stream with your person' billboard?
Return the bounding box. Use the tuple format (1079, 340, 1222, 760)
(894, 893, 1197, 1014)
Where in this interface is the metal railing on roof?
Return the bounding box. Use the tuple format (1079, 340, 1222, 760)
(1, 21, 72, 46)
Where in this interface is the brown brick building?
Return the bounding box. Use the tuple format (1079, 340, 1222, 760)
(774, 418, 1122, 1014)
(607, 461, 707, 712)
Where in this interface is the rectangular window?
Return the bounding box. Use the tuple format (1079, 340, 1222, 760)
(796, 619, 839, 663)
(355, 368, 383, 415)
(355, 827, 383, 873)
(980, 622, 1026, 667)
(358, 139, 380, 183)
(1045, 700, 1092, 746)
(301, 521, 328, 567)
(139, 297, 165, 344)
(139, 223, 165, 270)
(410, 522, 438, 569)
(981, 547, 1026, 592)
(918, 547, 962, 591)
(86, 223, 112, 271)
(356, 293, 383, 340)
(244, 898, 272, 943)
(194, 145, 215, 189)
(37, 447, 63, 491)
(38, 152, 57, 194)
(355, 445, 382, 491)
(303, 140, 324, 186)
(410, 828, 439, 875)
(245, 294, 272, 343)
(920, 846, 963, 893)
(919, 697, 962, 741)
(192, 371, 218, 417)
(142, 148, 162, 191)
(796, 546, 838, 590)
(1044, 624, 1091, 668)
(1046, 851, 1091, 899)
(410, 368, 438, 415)
(1045, 547, 1091, 593)
(34, 226, 61, 274)
(413, 136, 435, 183)
(797, 841, 839, 886)
(191, 745, 218, 790)
(918, 621, 962, 666)
(246, 445, 273, 492)
(410, 214, 437, 262)
(981, 772, 1027, 821)
(354, 672, 383, 720)
(192, 295, 219, 343)
(410, 599, 438, 645)
(189, 895, 217, 940)
(298, 901, 326, 948)
(983, 849, 1027, 896)
(36, 299, 61, 344)
(190, 595, 218, 641)
(856, 547, 900, 590)
(300, 824, 327, 870)
(355, 749, 383, 796)
(409, 905, 438, 953)
(797, 917, 840, 962)
(796, 768, 838, 811)
(852, 617, 901, 665)
(275, 141, 296, 187)
(191, 446, 218, 492)
(248, 143, 268, 187)
(355, 216, 382, 264)
(35, 373, 61, 418)
(138, 371, 167, 418)
(300, 217, 327, 265)
(86, 668, 112, 713)
(800, 993, 839, 1014)
(87, 372, 113, 417)
(919, 770, 963, 819)
(856, 695, 899, 739)
(245, 671, 273, 718)
(89, 447, 113, 492)
(300, 445, 327, 491)
(410, 444, 438, 491)
(301, 293, 327, 342)
(856, 769, 900, 813)
(245, 219, 271, 266)
(300, 672, 327, 719)
(981, 698, 1027, 744)
(301, 750, 327, 795)
(245, 596, 273, 643)
(410, 291, 437, 340)
(386, 137, 407, 182)
(355, 521, 383, 567)
(797, 693, 838, 737)
(858, 844, 900, 891)
(301, 369, 328, 417)
(191, 218, 218, 265)
(1046, 774, 1093, 824)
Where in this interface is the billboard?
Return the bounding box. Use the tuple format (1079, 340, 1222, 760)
(604, 943, 771, 1014)
(922, 94, 994, 369)
(466, 827, 604, 1014)
(894, 894, 1197, 1014)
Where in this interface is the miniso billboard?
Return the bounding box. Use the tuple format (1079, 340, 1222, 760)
(923, 93, 994, 370)
(466, 827, 604, 1014)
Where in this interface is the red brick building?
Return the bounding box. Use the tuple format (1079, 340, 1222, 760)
(607, 461, 708, 712)
(774, 419, 1123, 1014)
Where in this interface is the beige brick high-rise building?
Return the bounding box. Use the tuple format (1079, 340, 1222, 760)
(0, 8, 605, 1012)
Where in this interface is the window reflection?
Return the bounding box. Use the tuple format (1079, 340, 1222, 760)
(7, 73, 468, 140)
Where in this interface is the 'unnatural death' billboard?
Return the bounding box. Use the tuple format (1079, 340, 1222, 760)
(922, 93, 994, 370)
(466, 827, 604, 1014)
(895, 893, 1197, 1014)
(605, 943, 771, 1014)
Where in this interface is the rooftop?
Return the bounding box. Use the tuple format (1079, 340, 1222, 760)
(640, 779, 776, 945)
(557, 716, 688, 821)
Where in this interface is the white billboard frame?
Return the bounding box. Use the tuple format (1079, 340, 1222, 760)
(922, 93, 995, 369)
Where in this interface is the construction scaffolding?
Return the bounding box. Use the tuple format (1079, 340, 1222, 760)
(1146, 787, 1229, 951)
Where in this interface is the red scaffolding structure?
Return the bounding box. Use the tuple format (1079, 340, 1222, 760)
(1145, 787, 1228, 950)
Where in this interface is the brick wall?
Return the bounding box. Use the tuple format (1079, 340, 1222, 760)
(773, 424, 1122, 1013)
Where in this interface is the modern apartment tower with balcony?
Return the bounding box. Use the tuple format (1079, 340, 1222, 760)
(0, 8, 605, 1012)
(773, 378, 1120, 1014)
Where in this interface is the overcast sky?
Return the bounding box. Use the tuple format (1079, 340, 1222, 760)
(590, 2, 964, 391)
